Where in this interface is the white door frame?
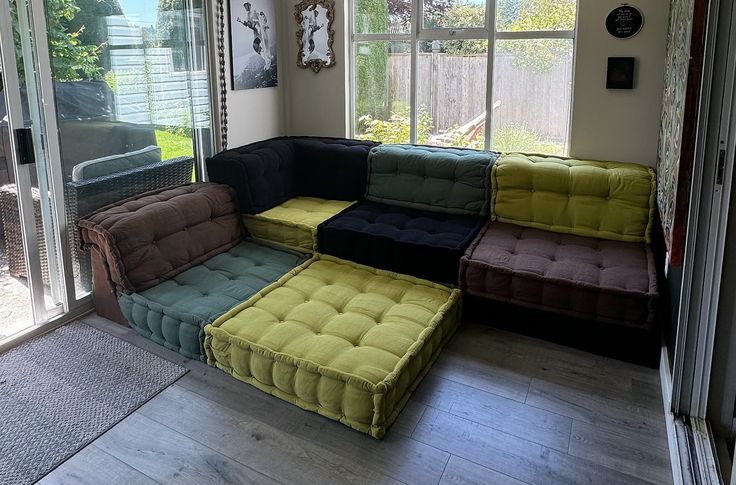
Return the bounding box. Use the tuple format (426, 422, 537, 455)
(0, 0, 94, 345)
(672, 0, 736, 419)
(0, 0, 54, 323)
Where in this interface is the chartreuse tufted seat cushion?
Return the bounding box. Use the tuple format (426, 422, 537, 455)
(119, 240, 306, 360)
(204, 254, 462, 438)
(366, 145, 498, 216)
(243, 197, 354, 252)
(492, 154, 656, 243)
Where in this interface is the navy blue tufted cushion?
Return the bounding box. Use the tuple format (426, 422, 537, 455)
(318, 201, 484, 284)
(207, 137, 379, 214)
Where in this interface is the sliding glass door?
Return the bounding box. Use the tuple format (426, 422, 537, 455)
(0, 0, 66, 341)
(0, 0, 213, 345)
(42, 0, 214, 300)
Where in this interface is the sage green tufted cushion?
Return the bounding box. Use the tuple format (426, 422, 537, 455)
(204, 254, 462, 438)
(491, 153, 656, 243)
(366, 145, 497, 216)
(119, 240, 306, 360)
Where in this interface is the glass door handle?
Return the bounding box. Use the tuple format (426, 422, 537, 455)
(14, 127, 35, 165)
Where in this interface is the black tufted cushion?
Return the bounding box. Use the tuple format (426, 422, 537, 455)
(207, 138, 297, 214)
(318, 201, 483, 284)
(207, 137, 379, 214)
(294, 138, 377, 201)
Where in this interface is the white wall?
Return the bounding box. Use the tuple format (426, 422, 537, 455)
(212, 0, 286, 148)
(569, 0, 669, 166)
(280, 0, 670, 167)
(283, 0, 349, 137)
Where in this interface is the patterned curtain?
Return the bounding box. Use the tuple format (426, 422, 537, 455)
(657, 0, 708, 267)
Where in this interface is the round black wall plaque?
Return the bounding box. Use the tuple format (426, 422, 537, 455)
(606, 5, 644, 39)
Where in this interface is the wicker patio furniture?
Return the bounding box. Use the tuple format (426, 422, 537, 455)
(0, 185, 49, 283)
(0, 156, 194, 292)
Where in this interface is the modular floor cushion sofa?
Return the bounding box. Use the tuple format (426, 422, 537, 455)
(459, 153, 658, 329)
(79, 180, 462, 438)
(207, 136, 379, 252)
(208, 138, 498, 284)
(78, 183, 306, 360)
(204, 253, 461, 438)
(318, 145, 498, 283)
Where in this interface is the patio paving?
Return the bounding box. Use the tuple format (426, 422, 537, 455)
(0, 235, 34, 341)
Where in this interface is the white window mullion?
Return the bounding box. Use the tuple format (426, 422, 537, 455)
(485, 1, 497, 150)
(495, 30, 575, 40)
(416, 28, 489, 41)
(353, 33, 411, 42)
(410, 0, 421, 143)
(348, 0, 357, 138)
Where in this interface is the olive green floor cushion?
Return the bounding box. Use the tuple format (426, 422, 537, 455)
(492, 153, 656, 243)
(204, 254, 462, 438)
(119, 240, 307, 361)
(243, 197, 354, 252)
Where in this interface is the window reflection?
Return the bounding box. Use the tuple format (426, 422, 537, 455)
(45, 0, 212, 296)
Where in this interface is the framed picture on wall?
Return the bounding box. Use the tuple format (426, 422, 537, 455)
(295, 0, 336, 73)
(228, 0, 278, 90)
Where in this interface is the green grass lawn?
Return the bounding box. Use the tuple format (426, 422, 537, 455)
(155, 129, 196, 181)
(155, 130, 194, 160)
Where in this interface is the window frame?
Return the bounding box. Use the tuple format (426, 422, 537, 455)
(349, 0, 578, 152)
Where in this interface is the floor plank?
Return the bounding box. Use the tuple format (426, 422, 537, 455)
(139, 385, 404, 485)
(526, 378, 668, 441)
(413, 374, 572, 452)
(430, 351, 531, 403)
(413, 407, 653, 485)
(40, 314, 673, 485)
(38, 445, 157, 485)
(176, 365, 450, 485)
(94, 413, 279, 484)
(391, 399, 428, 438)
(439, 456, 527, 485)
(569, 420, 673, 485)
(448, 325, 660, 391)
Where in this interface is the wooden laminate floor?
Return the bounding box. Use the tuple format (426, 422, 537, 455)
(40, 314, 673, 485)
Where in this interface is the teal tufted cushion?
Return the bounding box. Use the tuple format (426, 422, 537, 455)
(366, 145, 498, 216)
(118, 240, 307, 360)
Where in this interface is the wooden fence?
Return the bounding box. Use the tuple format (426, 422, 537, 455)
(106, 16, 210, 129)
(388, 51, 573, 142)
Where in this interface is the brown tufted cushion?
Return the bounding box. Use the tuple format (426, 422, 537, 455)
(79, 183, 243, 294)
(459, 222, 657, 328)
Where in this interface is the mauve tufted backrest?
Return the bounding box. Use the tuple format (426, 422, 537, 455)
(206, 137, 379, 213)
(78, 183, 243, 293)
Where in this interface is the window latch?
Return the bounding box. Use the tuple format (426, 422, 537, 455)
(716, 148, 726, 186)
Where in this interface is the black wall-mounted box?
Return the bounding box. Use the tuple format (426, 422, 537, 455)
(606, 57, 636, 89)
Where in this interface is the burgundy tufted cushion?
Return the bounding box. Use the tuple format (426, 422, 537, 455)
(459, 222, 658, 328)
(79, 183, 243, 294)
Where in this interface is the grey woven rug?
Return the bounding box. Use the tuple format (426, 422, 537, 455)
(0, 321, 187, 485)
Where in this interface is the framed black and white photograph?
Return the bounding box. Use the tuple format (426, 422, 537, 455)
(295, 0, 336, 73)
(229, 0, 278, 90)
